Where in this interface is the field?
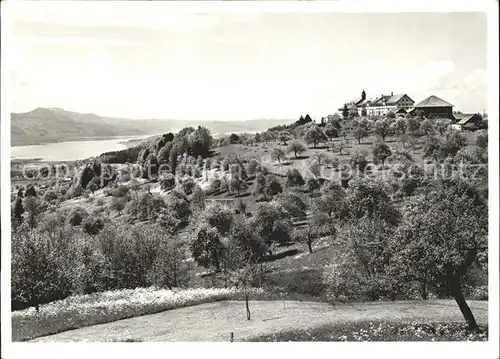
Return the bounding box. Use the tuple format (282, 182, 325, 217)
(27, 299, 487, 342)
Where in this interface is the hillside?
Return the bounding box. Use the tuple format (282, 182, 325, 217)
(11, 108, 171, 146)
(11, 108, 292, 146)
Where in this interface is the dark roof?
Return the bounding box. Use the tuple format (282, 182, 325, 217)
(455, 113, 479, 125)
(370, 95, 392, 107)
(386, 94, 405, 105)
(414, 95, 453, 108)
(370, 94, 412, 107)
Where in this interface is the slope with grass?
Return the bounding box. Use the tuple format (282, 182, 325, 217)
(28, 299, 487, 342)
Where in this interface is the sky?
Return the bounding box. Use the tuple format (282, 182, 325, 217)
(9, 3, 487, 121)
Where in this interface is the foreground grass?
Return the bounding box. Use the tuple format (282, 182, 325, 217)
(25, 299, 487, 342)
(245, 321, 488, 342)
(12, 286, 267, 342)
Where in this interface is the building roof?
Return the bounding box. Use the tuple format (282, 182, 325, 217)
(414, 95, 453, 108)
(370, 94, 411, 107)
(370, 95, 391, 107)
(455, 113, 479, 125)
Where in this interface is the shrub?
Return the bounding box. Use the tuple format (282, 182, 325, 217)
(68, 206, 89, 226)
(82, 215, 105, 236)
(181, 176, 196, 195)
(111, 185, 130, 198)
(286, 169, 305, 187)
(160, 173, 176, 192)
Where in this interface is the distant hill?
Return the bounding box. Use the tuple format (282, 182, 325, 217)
(11, 108, 292, 146)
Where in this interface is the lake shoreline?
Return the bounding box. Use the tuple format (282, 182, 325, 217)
(11, 133, 154, 148)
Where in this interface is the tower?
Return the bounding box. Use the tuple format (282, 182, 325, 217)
(361, 89, 366, 101)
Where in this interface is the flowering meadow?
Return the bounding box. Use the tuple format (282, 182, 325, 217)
(12, 286, 265, 341)
(245, 320, 488, 342)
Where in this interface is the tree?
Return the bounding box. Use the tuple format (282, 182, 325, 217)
(423, 136, 442, 162)
(324, 123, 338, 140)
(352, 123, 369, 144)
(406, 117, 420, 135)
(286, 168, 305, 188)
(338, 140, 348, 155)
(111, 197, 126, 215)
(304, 125, 327, 149)
(399, 133, 409, 147)
(236, 200, 247, 215)
(316, 182, 346, 218)
(386, 111, 396, 120)
(25, 185, 37, 197)
(277, 191, 308, 220)
(83, 215, 105, 236)
(419, 119, 435, 138)
(160, 173, 176, 192)
(157, 142, 172, 164)
(294, 213, 334, 253)
(265, 175, 283, 197)
(11, 229, 69, 311)
(189, 126, 213, 157)
(70, 183, 85, 199)
(148, 233, 187, 289)
(229, 133, 241, 144)
(247, 159, 260, 177)
(181, 177, 196, 196)
(13, 197, 25, 225)
(443, 130, 468, 157)
(79, 166, 95, 190)
(166, 190, 192, 227)
(342, 178, 401, 226)
(342, 104, 349, 120)
(372, 142, 392, 166)
(252, 201, 292, 255)
(208, 176, 222, 194)
(436, 119, 450, 136)
(190, 223, 224, 272)
(271, 147, 286, 164)
(323, 217, 401, 302)
(189, 203, 235, 272)
(287, 140, 307, 158)
(189, 185, 207, 211)
(87, 176, 100, 194)
(307, 177, 321, 193)
(476, 131, 488, 153)
(230, 176, 248, 197)
(278, 131, 292, 145)
(67, 206, 89, 226)
(395, 117, 407, 135)
(408, 136, 419, 154)
(23, 196, 47, 229)
(390, 182, 487, 330)
(374, 119, 391, 142)
(228, 215, 266, 263)
(350, 152, 369, 173)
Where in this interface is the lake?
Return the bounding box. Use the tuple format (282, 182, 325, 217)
(10, 131, 260, 162)
(11, 135, 151, 162)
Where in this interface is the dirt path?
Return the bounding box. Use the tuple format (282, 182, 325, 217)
(30, 300, 488, 342)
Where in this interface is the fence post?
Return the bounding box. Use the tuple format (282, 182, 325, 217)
(230, 332, 234, 342)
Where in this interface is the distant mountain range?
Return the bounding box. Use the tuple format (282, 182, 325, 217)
(11, 108, 293, 146)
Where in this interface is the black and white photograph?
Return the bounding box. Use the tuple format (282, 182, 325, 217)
(1, 1, 498, 358)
